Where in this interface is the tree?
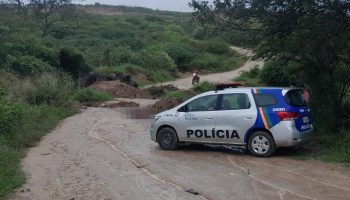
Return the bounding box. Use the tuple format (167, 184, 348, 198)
(191, 0, 350, 130)
(30, 0, 75, 36)
(58, 48, 91, 79)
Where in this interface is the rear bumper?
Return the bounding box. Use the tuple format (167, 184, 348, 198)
(271, 121, 314, 148)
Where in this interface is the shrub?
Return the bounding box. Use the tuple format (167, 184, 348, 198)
(259, 59, 298, 86)
(5, 55, 52, 76)
(193, 81, 216, 93)
(6, 105, 75, 148)
(148, 70, 174, 83)
(95, 64, 143, 76)
(190, 53, 221, 71)
(135, 48, 176, 70)
(22, 72, 75, 106)
(0, 99, 24, 135)
(73, 88, 112, 103)
(196, 40, 230, 54)
(234, 66, 263, 86)
(162, 42, 198, 71)
(109, 45, 135, 65)
(0, 72, 75, 106)
(58, 48, 91, 79)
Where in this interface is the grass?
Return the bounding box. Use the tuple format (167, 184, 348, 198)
(164, 90, 191, 101)
(193, 81, 216, 93)
(73, 88, 113, 103)
(0, 104, 75, 199)
(95, 64, 143, 76)
(233, 66, 263, 86)
(291, 130, 350, 164)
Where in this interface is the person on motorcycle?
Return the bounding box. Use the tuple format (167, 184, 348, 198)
(192, 69, 200, 85)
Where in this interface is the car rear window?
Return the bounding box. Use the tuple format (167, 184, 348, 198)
(254, 94, 277, 107)
(284, 89, 307, 107)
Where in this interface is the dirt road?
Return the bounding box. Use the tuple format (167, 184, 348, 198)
(155, 46, 264, 90)
(12, 107, 350, 200)
(11, 47, 350, 200)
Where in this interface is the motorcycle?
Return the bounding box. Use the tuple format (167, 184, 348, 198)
(192, 73, 200, 85)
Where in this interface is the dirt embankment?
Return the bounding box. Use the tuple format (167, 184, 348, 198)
(89, 80, 153, 99)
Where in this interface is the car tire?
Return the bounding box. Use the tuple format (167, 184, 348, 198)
(248, 131, 275, 157)
(157, 127, 178, 150)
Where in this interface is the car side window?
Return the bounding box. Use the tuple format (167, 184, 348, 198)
(220, 93, 250, 110)
(186, 95, 218, 112)
(254, 94, 277, 107)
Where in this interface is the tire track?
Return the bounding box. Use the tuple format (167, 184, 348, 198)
(87, 116, 211, 200)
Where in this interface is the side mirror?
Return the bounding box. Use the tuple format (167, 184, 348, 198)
(177, 105, 187, 112)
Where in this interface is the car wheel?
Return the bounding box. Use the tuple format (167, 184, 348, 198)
(157, 127, 178, 150)
(248, 131, 275, 157)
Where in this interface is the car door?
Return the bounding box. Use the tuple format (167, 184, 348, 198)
(177, 94, 219, 143)
(214, 92, 257, 145)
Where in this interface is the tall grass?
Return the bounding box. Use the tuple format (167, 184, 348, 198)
(0, 71, 75, 106)
(0, 71, 76, 199)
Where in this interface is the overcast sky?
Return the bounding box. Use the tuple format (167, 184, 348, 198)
(79, 0, 194, 12)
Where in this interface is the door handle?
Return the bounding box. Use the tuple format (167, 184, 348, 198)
(245, 117, 253, 120)
(205, 117, 213, 120)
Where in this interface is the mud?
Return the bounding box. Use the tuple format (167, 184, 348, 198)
(12, 107, 350, 200)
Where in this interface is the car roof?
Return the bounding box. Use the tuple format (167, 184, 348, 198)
(199, 87, 297, 96)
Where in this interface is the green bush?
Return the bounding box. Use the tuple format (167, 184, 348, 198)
(58, 48, 91, 79)
(95, 64, 143, 76)
(162, 42, 198, 71)
(0, 104, 74, 199)
(260, 59, 298, 86)
(0, 144, 25, 199)
(135, 48, 176, 70)
(108, 45, 135, 65)
(190, 53, 221, 71)
(193, 81, 216, 93)
(2, 105, 73, 149)
(22, 72, 75, 106)
(0, 99, 24, 135)
(5, 55, 52, 76)
(234, 66, 263, 86)
(0, 71, 75, 106)
(148, 70, 174, 83)
(73, 88, 112, 103)
(196, 40, 230, 54)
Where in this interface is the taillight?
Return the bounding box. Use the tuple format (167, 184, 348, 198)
(277, 111, 299, 121)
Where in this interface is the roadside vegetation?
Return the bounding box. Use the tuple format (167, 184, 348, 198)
(0, 1, 246, 198)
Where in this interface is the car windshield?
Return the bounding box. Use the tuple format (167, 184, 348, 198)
(284, 89, 307, 107)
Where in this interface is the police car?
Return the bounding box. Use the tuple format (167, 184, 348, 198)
(150, 84, 313, 157)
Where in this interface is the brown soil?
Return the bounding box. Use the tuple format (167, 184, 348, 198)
(146, 84, 179, 98)
(99, 101, 140, 108)
(152, 98, 183, 113)
(89, 80, 152, 99)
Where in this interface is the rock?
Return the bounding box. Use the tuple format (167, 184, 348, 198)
(184, 188, 199, 195)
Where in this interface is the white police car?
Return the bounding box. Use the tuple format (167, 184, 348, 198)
(150, 84, 313, 157)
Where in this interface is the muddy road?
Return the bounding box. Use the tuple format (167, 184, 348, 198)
(12, 107, 350, 200)
(12, 46, 350, 200)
